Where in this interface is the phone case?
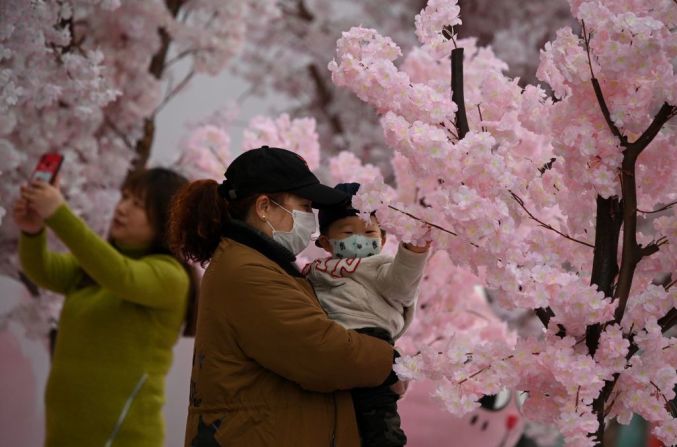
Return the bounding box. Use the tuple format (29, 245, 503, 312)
(32, 153, 64, 184)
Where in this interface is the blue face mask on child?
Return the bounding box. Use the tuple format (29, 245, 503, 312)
(330, 235, 382, 259)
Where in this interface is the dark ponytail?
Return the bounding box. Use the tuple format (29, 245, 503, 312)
(168, 179, 288, 266)
(169, 179, 230, 266)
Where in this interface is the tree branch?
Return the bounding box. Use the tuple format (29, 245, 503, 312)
(104, 117, 134, 150)
(163, 47, 215, 70)
(450, 48, 469, 139)
(637, 200, 677, 214)
(650, 380, 677, 418)
(534, 307, 556, 329)
(154, 69, 195, 115)
(581, 20, 628, 146)
(510, 191, 594, 248)
(626, 103, 676, 157)
(658, 308, 677, 334)
(308, 63, 345, 137)
(127, 0, 185, 178)
(587, 196, 622, 355)
(387, 205, 457, 237)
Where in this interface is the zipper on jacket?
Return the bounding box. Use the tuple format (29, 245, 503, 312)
(104, 372, 148, 447)
(331, 393, 337, 447)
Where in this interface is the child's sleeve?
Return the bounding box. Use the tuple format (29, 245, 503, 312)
(374, 243, 428, 307)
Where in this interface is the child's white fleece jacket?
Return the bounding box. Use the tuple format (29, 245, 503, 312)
(303, 243, 428, 339)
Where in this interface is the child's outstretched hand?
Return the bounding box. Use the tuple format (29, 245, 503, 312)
(403, 241, 431, 253)
(403, 226, 432, 253)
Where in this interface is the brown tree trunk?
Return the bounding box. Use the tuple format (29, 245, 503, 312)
(126, 0, 184, 179)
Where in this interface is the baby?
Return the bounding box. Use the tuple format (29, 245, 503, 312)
(303, 183, 430, 447)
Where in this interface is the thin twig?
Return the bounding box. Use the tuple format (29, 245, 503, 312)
(581, 20, 627, 145)
(104, 117, 134, 149)
(510, 191, 594, 248)
(637, 200, 677, 214)
(476, 104, 487, 132)
(163, 47, 213, 70)
(441, 122, 459, 140)
(387, 205, 457, 236)
(650, 380, 677, 417)
(458, 354, 515, 385)
(604, 391, 620, 417)
(153, 69, 195, 116)
(442, 25, 458, 49)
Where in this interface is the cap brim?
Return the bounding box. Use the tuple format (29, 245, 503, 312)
(290, 182, 350, 209)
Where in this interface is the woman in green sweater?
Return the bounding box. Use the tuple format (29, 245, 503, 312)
(13, 168, 194, 447)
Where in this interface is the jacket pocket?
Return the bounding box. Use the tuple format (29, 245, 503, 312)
(214, 406, 274, 445)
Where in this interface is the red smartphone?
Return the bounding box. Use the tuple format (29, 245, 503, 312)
(31, 153, 64, 184)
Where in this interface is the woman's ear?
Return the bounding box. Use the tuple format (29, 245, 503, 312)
(254, 195, 271, 221)
(316, 234, 333, 253)
(381, 232, 387, 247)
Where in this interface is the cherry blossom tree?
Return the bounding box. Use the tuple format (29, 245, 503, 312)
(328, 0, 677, 445)
(232, 0, 575, 176)
(0, 0, 278, 333)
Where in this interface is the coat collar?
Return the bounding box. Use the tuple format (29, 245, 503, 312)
(223, 220, 302, 277)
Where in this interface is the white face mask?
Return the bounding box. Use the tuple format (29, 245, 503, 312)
(266, 200, 316, 255)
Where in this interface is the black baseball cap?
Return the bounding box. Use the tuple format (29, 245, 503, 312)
(218, 145, 348, 208)
(318, 182, 361, 234)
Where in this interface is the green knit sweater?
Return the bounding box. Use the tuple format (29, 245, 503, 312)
(19, 204, 189, 447)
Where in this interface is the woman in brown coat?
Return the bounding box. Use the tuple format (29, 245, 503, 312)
(169, 146, 398, 446)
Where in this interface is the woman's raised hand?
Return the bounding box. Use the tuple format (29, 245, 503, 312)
(13, 197, 44, 235)
(20, 179, 65, 220)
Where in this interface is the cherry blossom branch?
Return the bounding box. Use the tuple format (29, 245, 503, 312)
(650, 380, 677, 418)
(639, 236, 668, 258)
(458, 354, 515, 385)
(637, 200, 677, 214)
(442, 25, 458, 49)
(476, 104, 487, 133)
(626, 103, 676, 157)
(163, 47, 215, 70)
(588, 200, 624, 358)
(580, 22, 674, 324)
(450, 48, 469, 138)
(308, 63, 346, 138)
(104, 117, 134, 150)
(154, 69, 195, 115)
(441, 122, 459, 141)
(279, 0, 315, 22)
(581, 21, 628, 145)
(128, 0, 186, 177)
(387, 205, 458, 236)
(658, 308, 677, 334)
(604, 390, 620, 417)
(666, 279, 676, 291)
(534, 307, 555, 329)
(613, 112, 674, 321)
(510, 191, 594, 248)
